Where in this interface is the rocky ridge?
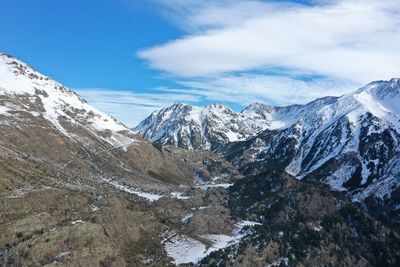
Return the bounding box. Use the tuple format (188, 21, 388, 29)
(137, 79, 400, 228)
(134, 102, 273, 150)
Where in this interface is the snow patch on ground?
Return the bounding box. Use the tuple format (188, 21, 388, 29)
(194, 179, 234, 190)
(0, 105, 12, 115)
(162, 220, 260, 265)
(103, 178, 193, 202)
(170, 191, 191, 200)
(266, 257, 289, 267)
(195, 183, 234, 190)
(6, 186, 53, 199)
(102, 177, 162, 202)
(181, 213, 193, 224)
(71, 220, 85, 226)
(91, 205, 100, 212)
(52, 251, 70, 264)
(162, 232, 208, 265)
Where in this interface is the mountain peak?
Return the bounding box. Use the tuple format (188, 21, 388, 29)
(135, 102, 272, 150)
(242, 102, 275, 113)
(360, 78, 400, 94)
(246, 102, 273, 109)
(205, 103, 229, 109)
(1, 54, 136, 149)
(170, 103, 191, 109)
(204, 103, 235, 115)
(0, 52, 40, 77)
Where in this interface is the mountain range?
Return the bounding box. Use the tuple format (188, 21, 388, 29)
(1, 53, 400, 266)
(136, 79, 400, 227)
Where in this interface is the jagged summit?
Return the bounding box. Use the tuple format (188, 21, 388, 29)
(241, 102, 275, 119)
(350, 78, 400, 131)
(134, 102, 273, 150)
(356, 78, 400, 96)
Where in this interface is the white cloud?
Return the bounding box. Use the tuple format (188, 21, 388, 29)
(140, 0, 400, 83)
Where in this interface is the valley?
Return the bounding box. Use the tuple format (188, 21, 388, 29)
(1, 53, 400, 266)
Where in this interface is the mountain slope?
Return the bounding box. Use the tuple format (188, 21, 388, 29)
(201, 171, 400, 266)
(0, 53, 198, 266)
(0, 53, 195, 196)
(1, 53, 251, 266)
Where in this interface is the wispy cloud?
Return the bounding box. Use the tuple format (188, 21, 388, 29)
(76, 89, 203, 127)
(140, 0, 400, 82)
(174, 74, 358, 105)
(153, 0, 299, 32)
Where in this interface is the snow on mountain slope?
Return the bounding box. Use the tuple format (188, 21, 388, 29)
(134, 103, 272, 150)
(284, 79, 400, 180)
(0, 53, 135, 149)
(134, 93, 342, 151)
(136, 79, 400, 226)
(353, 79, 400, 131)
(226, 79, 400, 177)
(0, 53, 195, 197)
(137, 79, 400, 193)
(221, 79, 400, 226)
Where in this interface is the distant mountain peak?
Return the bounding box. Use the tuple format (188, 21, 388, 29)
(205, 103, 230, 109)
(134, 102, 272, 150)
(243, 102, 275, 112)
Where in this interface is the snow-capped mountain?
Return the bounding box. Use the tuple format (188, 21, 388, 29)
(225, 79, 400, 186)
(0, 53, 192, 194)
(137, 79, 400, 226)
(0, 53, 136, 149)
(134, 103, 272, 150)
(226, 79, 400, 225)
(134, 96, 342, 151)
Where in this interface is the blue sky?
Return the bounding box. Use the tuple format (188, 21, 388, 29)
(0, 0, 180, 89)
(1, 0, 399, 127)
